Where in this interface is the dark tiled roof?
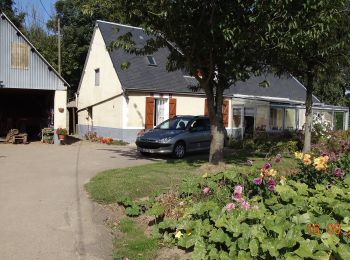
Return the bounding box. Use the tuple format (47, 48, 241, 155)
(97, 21, 192, 93)
(97, 20, 320, 103)
(229, 74, 320, 102)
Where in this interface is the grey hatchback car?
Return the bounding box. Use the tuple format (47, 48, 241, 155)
(136, 115, 226, 158)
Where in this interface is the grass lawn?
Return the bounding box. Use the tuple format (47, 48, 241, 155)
(85, 150, 298, 203)
(86, 149, 298, 260)
(113, 219, 158, 260)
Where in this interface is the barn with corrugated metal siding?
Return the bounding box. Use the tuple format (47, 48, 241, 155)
(0, 12, 69, 142)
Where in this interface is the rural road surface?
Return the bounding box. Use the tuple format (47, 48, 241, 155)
(0, 141, 157, 260)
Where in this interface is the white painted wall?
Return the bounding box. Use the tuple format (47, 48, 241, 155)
(175, 95, 206, 116)
(92, 96, 123, 128)
(126, 93, 207, 128)
(54, 90, 67, 129)
(77, 27, 123, 110)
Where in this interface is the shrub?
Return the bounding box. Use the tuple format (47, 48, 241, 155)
(149, 146, 350, 259)
(153, 172, 350, 259)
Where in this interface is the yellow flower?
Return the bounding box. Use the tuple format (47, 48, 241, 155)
(294, 152, 304, 160)
(313, 156, 328, 171)
(202, 172, 208, 178)
(280, 176, 287, 185)
(303, 154, 311, 160)
(175, 231, 183, 239)
(268, 169, 277, 177)
(303, 158, 312, 165)
(315, 164, 326, 171)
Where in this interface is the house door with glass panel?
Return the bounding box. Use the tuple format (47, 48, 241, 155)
(154, 99, 167, 126)
(232, 107, 244, 139)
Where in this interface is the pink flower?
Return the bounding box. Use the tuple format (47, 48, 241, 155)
(203, 187, 210, 194)
(253, 177, 263, 185)
(225, 203, 235, 211)
(275, 154, 282, 163)
(267, 178, 276, 191)
(232, 193, 244, 203)
(241, 201, 250, 210)
(246, 160, 253, 166)
(234, 185, 243, 195)
(333, 168, 344, 177)
(263, 162, 272, 170)
(232, 185, 244, 202)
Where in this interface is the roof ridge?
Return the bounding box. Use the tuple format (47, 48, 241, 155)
(96, 20, 144, 31)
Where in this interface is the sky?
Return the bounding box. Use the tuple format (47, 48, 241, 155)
(14, 0, 56, 26)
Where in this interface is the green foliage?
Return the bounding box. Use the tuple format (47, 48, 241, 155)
(148, 202, 165, 217)
(0, 0, 25, 29)
(228, 131, 302, 154)
(149, 142, 350, 259)
(260, 0, 350, 151)
(117, 196, 141, 217)
(154, 174, 350, 259)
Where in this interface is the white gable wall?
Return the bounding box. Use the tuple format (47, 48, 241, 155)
(77, 27, 125, 135)
(78, 27, 123, 110)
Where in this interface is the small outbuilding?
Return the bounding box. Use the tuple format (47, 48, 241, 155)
(0, 12, 69, 143)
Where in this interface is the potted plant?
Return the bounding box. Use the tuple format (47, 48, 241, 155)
(56, 128, 68, 141)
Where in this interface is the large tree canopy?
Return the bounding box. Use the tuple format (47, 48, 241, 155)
(83, 0, 270, 164)
(0, 0, 25, 29)
(259, 0, 350, 151)
(45, 0, 133, 93)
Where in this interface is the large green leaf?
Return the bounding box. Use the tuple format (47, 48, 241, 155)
(292, 213, 312, 225)
(249, 238, 259, 257)
(294, 239, 318, 258)
(336, 244, 350, 260)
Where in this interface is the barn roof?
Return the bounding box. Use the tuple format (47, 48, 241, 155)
(0, 12, 70, 90)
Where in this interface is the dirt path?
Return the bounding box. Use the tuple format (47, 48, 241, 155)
(0, 141, 158, 260)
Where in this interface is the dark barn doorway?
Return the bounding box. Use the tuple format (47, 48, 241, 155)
(0, 88, 54, 140)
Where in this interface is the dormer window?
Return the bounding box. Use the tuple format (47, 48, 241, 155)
(146, 56, 157, 66)
(95, 68, 100, 86)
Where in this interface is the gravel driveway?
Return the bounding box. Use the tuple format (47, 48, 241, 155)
(0, 141, 156, 260)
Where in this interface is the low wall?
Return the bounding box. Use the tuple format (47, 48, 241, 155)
(77, 124, 140, 144)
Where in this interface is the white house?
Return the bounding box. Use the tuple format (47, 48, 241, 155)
(0, 12, 69, 143)
(77, 20, 349, 143)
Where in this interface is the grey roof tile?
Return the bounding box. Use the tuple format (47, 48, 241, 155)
(97, 20, 319, 103)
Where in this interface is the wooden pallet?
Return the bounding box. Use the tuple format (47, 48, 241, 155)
(5, 129, 28, 144)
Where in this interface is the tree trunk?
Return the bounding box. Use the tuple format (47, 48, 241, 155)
(303, 73, 314, 152)
(205, 85, 225, 165)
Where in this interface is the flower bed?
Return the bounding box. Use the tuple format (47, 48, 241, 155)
(84, 131, 115, 145)
(139, 137, 350, 259)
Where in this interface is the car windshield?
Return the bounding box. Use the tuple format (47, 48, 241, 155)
(155, 117, 192, 130)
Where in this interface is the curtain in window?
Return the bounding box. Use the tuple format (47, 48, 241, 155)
(156, 99, 166, 125)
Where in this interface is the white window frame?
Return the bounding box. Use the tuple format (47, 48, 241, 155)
(94, 68, 100, 86)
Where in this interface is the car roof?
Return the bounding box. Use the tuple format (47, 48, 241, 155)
(175, 115, 208, 119)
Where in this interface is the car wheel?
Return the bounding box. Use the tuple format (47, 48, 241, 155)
(173, 141, 186, 159)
